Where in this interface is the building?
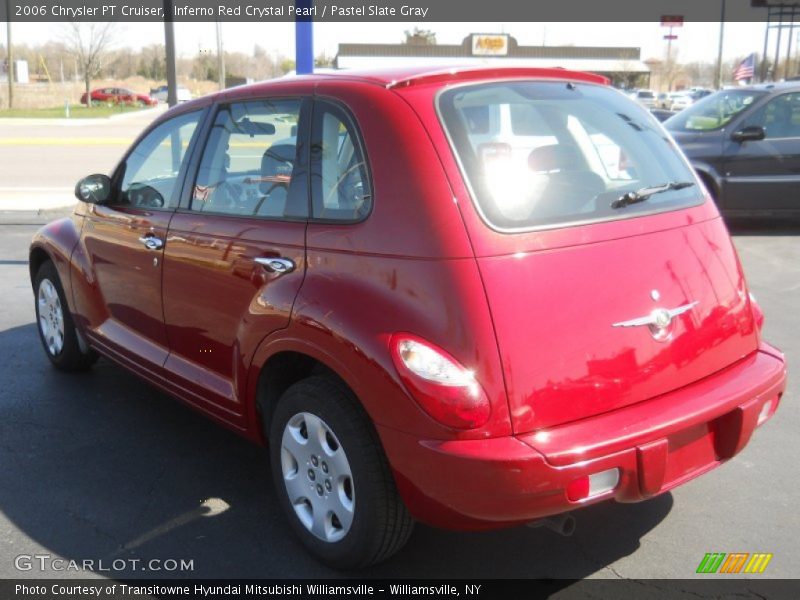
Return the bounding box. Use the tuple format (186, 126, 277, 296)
(335, 34, 650, 87)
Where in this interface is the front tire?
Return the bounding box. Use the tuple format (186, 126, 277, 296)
(269, 376, 413, 569)
(34, 261, 98, 371)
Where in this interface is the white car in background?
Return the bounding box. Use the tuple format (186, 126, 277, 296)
(669, 93, 693, 111)
(150, 85, 193, 103)
(669, 89, 714, 111)
(628, 89, 657, 109)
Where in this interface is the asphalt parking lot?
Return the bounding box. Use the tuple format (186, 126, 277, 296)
(0, 211, 796, 583)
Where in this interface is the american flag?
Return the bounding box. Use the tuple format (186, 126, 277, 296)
(734, 53, 757, 82)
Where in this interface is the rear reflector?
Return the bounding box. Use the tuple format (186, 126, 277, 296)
(566, 468, 620, 502)
(589, 468, 620, 496)
(757, 399, 774, 426)
(566, 477, 589, 502)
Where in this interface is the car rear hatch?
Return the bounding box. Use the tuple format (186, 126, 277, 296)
(432, 78, 760, 433)
(476, 218, 758, 432)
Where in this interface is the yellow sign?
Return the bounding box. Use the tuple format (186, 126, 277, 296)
(471, 35, 509, 56)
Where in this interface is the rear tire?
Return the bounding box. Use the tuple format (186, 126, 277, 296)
(34, 261, 98, 372)
(268, 375, 413, 569)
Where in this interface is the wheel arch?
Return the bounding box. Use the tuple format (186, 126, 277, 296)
(28, 216, 84, 315)
(247, 336, 371, 446)
(28, 245, 52, 285)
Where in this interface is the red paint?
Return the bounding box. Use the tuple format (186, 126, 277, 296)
(32, 66, 787, 530)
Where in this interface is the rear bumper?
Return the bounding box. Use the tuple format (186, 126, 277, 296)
(379, 344, 786, 530)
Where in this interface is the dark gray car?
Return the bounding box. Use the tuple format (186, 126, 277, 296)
(665, 83, 800, 216)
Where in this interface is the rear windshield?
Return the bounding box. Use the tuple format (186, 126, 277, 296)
(637, 91, 655, 98)
(438, 81, 701, 231)
(666, 89, 766, 132)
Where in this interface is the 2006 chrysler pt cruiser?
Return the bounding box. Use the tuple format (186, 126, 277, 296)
(30, 66, 787, 568)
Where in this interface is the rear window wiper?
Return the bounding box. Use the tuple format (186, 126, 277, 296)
(611, 181, 695, 209)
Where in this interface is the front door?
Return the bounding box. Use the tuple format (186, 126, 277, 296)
(79, 110, 203, 369)
(723, 92, 800, 213)
(161, 98, 310, 420)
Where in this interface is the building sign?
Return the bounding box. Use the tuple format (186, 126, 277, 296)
(471, 34, 509, 56)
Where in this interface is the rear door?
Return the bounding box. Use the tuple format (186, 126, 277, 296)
(161, 97, 310, 420)
(723, 91, 800, 213)
(78, 109, 203, 370)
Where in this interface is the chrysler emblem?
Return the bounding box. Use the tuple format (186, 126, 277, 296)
(612, 301, 698, 341)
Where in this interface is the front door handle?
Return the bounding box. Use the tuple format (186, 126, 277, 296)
(255, 257, 295, 274)
(138, 235, 164, 250)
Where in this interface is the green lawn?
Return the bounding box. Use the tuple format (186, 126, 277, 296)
(0, 104, 149, 119)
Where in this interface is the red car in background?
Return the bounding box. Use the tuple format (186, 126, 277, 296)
(31, 66, 786, 569)
(80, 87, 158, 106)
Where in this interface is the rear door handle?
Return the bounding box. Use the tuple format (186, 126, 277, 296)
(138, 235, 164, 250)
(255, 257, 295, 274)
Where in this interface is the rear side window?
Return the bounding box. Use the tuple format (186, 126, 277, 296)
(310, 100, 372, 222)
(438, 81, 701, 231)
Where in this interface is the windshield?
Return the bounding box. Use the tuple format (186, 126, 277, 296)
(666, 89, 766, 132)
(438, 81, 701, 231)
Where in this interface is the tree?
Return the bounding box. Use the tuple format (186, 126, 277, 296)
(62, 23, 117, 108)
(315, 53, 334, 68)
(403, 28, 436, 46)
(137, 44, 166, 80)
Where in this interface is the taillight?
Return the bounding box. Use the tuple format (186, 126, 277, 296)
(749, 292, 765, 331)
(390, 334, 491, 430)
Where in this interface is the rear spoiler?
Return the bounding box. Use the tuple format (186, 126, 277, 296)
(386, 66, 610, 90)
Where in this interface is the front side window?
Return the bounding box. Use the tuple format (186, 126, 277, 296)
(438, 81, 700, 231)
(310, 101, 372, 222)
(191, 99, 304, 218)
(666, 89, 766, 132)
(116, 110, 201, 209)
(740, 92, 800, 139)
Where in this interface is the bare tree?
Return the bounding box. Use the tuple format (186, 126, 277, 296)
(403, 28, 437, 46)
(61, 23, 117, 107)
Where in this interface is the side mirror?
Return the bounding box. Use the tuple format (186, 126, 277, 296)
(75, 174, 112, 204)
(731, 125, 766, 143)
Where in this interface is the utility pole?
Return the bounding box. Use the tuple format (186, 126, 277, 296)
(715, 0, 726, 89)
(163, 0, 178, 106)
(6, 0, 13, 109)
(215, 21, 225, 90)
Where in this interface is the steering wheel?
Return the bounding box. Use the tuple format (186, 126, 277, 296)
(127, 183, 165, 209)
(211, 180, 243, 211)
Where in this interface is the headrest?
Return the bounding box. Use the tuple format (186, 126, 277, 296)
(528, 144, 581, 173)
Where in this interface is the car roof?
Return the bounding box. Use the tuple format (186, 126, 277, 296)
(210, 65, 610, 101)
(732, 81, 800, 93)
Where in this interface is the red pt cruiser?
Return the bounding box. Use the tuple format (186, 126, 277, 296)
(30, 67, 787, 568)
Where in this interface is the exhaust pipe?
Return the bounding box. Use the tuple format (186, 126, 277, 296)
(526, 513, 576, 537)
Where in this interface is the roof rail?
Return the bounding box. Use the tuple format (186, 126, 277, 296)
(386, 66, 610, 90)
